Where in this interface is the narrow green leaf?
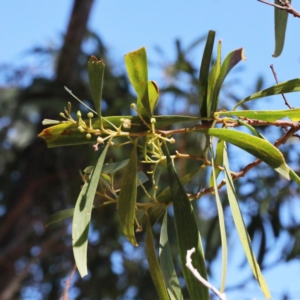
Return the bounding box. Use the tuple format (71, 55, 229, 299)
(216, 108, 300, 122)
(39, 115, 200, 148)
(87, 56, 105, 126)
(118, 140, 138, 246)
(223, 144, 271, 299)
(208, 128, 290, 179)
(199, 30, 215, 119)
(45, 208, 74, 227)
(289, 168, 300, 188)
(209, 138, 224, 186)
(210, 48, 246, 113)
(159, 212, 183, 300)
(206, 40, 222, 118)
(144, 214, 169, 300)
(273, 0, 290, 57)
(163, 143, 209, 300)
(72, 142, 109, 277)
(234, 78, 300, 110)
(211, 143, 227, 293)
(124, 47, 151, 118)
(157, 166, 206, 203)
(148, 80, 159, 113)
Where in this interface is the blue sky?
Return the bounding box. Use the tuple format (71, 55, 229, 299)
(2, 1, 300, 299)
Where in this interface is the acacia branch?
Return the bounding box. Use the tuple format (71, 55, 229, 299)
(258, 0, 300, 18)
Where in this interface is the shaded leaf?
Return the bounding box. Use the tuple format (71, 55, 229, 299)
(159, 212, 183, 300)
(199, 30, 215, 119)
(72, 142, 109, 277)
(44, 208, 74, 227)
(144, 214, 169, 300)
(118, 140, 138, 246)
(163, 143, 209, 300)
(87, 56, 105, 126)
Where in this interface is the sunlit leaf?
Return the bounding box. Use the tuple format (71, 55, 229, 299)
(87, 56, 105, 126)
(234, 78, 300, 109)
(124, 47, 151, 118)
(273, 0, 290, 57)
(206, 40, 221, 118)
(210, 48, 245, 113)
(144, 214, 169, 300)
(148, 80, 159, 113)
(223, 144, 271, 299)
(216, 108, 300, 122)
(118, 140, 138, 246)
(72, 142, 109, 277)
(159, 212, 183, 300)
(163, 143, 209, 300)
(208, 128, 290, 179)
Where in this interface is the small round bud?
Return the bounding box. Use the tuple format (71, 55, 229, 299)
(169, 138, 175, 144)
(87, 112, 94, 118)
(77, 111, 82, 118)
(130, 103, 136, 109)
(151, 118, 156, 124)
(86, 133, 92, 139)
(78, 126, 85, 132)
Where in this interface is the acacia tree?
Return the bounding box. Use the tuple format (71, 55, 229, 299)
(39, 2, 300, 297)
(2, 1, 300, 299)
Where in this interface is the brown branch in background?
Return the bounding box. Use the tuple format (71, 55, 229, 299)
(56, 0, 94, 88)
(270, 64, 293, 109)
(258, 0, 300, 18)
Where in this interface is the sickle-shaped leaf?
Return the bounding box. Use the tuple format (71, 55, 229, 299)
(208, 128, 290, 179)
(273, 0, 290, 57)
(223, 144, 271, 299)
(118, 140, 138, 246)
(163, 142, 209, 300)
(159, 212, 183, 300)
(87, 56, 105, 127)
(144, 214, 169, 300)
(72, 142, 109, 277)
(216, 108, 300, 122)
(234, 78, 300, 110)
